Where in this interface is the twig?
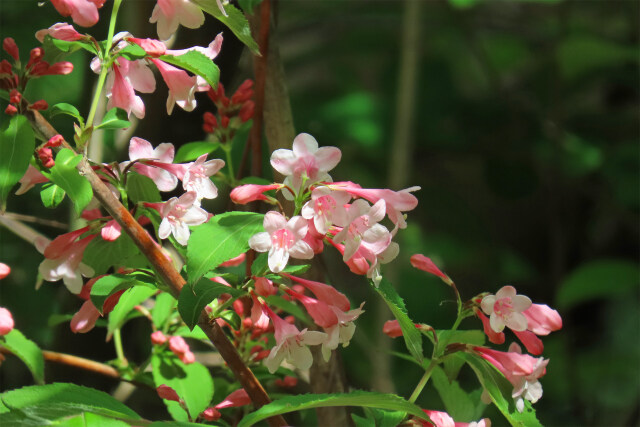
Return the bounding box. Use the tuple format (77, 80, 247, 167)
(0, 212, 51, 245)
(23, 109, 287, 427)
(1, 212, 67, 230)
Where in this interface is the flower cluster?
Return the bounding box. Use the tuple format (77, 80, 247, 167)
(236, 133, 419, 284)
(203, 79, 255, 141)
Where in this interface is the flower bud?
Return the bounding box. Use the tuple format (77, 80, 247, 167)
(0, 263, 10, 279)
(201, 408, 221, 421)
(38, 147, 55, 168)
(151, 331, 167, 345)
(30, 100, 49, 110)
(2, 38, 19, 62)
(26, 47, 44, 69)
(9, 89, 21, 104)
(4, 104, 17, 116)
(0, 307, 15, 335)
(46, 134, 64, 148)
(157, 385, 181, 402)
(238, 100, 254, 122)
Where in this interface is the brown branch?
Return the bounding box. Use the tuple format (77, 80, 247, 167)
(23, 109, 286, 427)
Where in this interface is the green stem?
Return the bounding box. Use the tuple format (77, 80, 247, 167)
(84, 0, 123, 134)
(408, 359, 438, 404)
(113, 328, 127, 366)
(223, 145, 236, 187)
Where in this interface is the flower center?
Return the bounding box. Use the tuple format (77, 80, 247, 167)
(272, 229, 295, 250)
(494, 297, 514, 317)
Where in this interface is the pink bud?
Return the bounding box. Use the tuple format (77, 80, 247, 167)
(46, 134, 64, 148)
(238, 100, 254, 122)
(168, 335, 190, 354)
(26, 47, 43, 69)
(9, 89, 21, 104)
(45, 62, 74, 75)
(215, 388, 251, 409)
(180, 351, 195, 364)
(70, 300, 100, 333)
(38, 147, 55, 168)
(523, 304, 562, 336)
(0, 307, 15, 335)
(219, 253, 246, 267)
(101, 219, 122, 241)
(36, 23, 84, 43)
(157, 384, 180, 402)
(126, 37, 166, 57)
(230, 183, 282, 204)
(151, 331, 167, 345)
(410, 254, 452, 284)
(0, 263, 10, 279)
(275, 376, 298, 388)
(201, 408, 221, 421)
(513, 329, 544, 356)
(382, 320, 403, 338)
(4, 105, 17, 115)
(2, 38, 19, 61)
(253, 349, 270, 361)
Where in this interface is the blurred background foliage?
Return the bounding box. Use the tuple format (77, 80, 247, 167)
(0, 0, 638, 426)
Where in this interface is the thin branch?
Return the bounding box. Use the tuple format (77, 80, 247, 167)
(23, 109, 287, 427)
(1, 212, 67, 230)
(0, 212, 51, 245)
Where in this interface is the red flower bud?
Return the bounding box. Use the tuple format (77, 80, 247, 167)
(26, 47, 44, 69)
(157, 385, 181, 402)
(2, 38, 19, 62)
(201, 408, 221, 421)
(220, 115, 229, 129)
(253, 349, 270, 361)
(43, 61, 74, 76)
(0, 59, 13, 75)
(207, 83, 225, 103)
(46, 134, 64, 147)
(9, 89, 21, 104)
(30, 100, 49, 111)
(238, 100, 254, 122)
(38, 147, 55, 168)
(4, 104, 17, 115)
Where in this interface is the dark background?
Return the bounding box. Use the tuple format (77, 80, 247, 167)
(1, 0, 638, 425)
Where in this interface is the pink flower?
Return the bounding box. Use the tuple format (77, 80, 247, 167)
(410, 254, 452, 285)
(254, 276, 277, 297)
(37, 227, 96, 294)
(230, 183, 283, 204)
(150, 58, 206, 115)
(0, 263, 10, 279)
(333, 199, 391, 262)
(109, 58, 155, 119)
(512, 330, 544, 356)
(263, 305, 327, 373)
(282, 273, 350, 312)
(270, 133, 341, 194)
(301, 186, 350, 235)
(166, 33, 223, 61)
(302, 218, 326, 254)
(127, 137, 178, 192)
(321, 303, 364, 361)
(50, 0, 104, 28)
(157, 384, 181, 402)
(151, 331, 168, 345)
(101, 219, 122, 241)
(419, 409, 491, 427)
(248, 211, 314, 273)
(181, 154, 225, 203)
(15, 165, 48, 195)
(36, 22, 84, 43)
(383, 320, 403, 338)
(330, 181, 420, 229)
(158, 191, 209, 245)
(474, 344, 548, 412)
(475, 308, 505, 345)
(480, 286, 532, 332)
(70, 300, 101, 333)
(125, 37, 166, 57)
(214, 388, 251, 409)
(523, 304, 562, 336)
(0, 307, 15, 336)
(150, 0, 205, 41)
(286, 288, 338, 328)
(250, 293, 270, 330)
(168, 335, 196, 364)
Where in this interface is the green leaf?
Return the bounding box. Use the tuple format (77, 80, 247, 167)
(82, 234, 140, 275)
(126, 173, 161, 203)
(362, 407, 407, 427)
(159, 51, 220, 89)
(173, 325, 209, 340)
(54, 412, 131, 427)
(250, 252, 269, 276)
(40, 182, 66, 209)
(237, 0, 263, 14)
(95, 108, 131, 130)
(217, 309, 241, 330)
(238, 391, 430, 427)
(118, 44, 147, 61)
(457, 352, 542, 427)
(373, 278, 423, 364)
(187, 211, 264, 284)
(556, 259, 639, 310)
(107, 286, 157, 338)
(431, 365, 481, 421)
(436, 329, 485, 355)
(42, 35, 97, 55)
(1, 330, 45, 385)
(153, 292, 177, 329)
(90, 272, 157, 314)
(49, 103, 83, 123)
(0, 383, 140, 421)
(46, 148, 93, 215)
(151, 352, 214, 421)
(0, 115, 35, 212)
(192, 0, 260, 55)
(178, 277, 243, 329)
(173, 141, 220, 163)
(149, 422, 207, 427)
